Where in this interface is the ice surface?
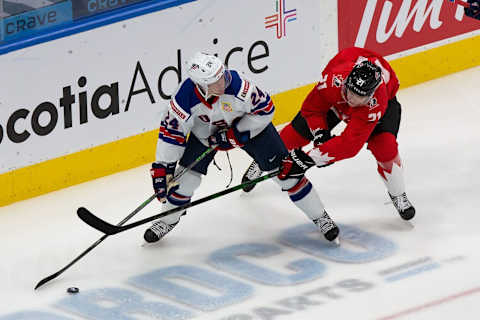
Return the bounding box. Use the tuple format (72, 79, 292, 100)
(1, 67, 480, 320)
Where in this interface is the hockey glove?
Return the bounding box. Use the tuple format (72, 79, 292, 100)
(208, 122, 250, 151)
(311, 128, 332, 147)
(278, 149, 316, 180)
(208, 128, 233, 150)
(310, 128, 335, 168)
(151, 162, 176, 203)
(465, 0, 480, 19)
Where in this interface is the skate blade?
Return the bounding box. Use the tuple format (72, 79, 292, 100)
(325, 236, 340, 246)
(141, 241, 160, 247)
(332, 237, 341, 246)
(239, 191, 251, 197)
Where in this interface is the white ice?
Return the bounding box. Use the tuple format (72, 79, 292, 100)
(1, 66, 480, 320)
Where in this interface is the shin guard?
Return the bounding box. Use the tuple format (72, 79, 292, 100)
(274, 176, 326, 221)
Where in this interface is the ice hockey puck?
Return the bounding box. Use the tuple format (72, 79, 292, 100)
(67, 287, 79, 294)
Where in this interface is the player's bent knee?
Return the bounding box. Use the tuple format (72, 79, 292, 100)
(367, 132, 399, 162)
(279, 124, 310, 150)
(174, 168, 202, 197)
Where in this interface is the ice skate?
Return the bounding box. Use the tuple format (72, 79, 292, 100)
(389, 192, 415, 221)
(144, 220, 179, 243)
(313, 210, 340, 244)
(241, 160, 262, 192)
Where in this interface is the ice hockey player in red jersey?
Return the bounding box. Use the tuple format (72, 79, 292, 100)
(243, 47, 415, 221)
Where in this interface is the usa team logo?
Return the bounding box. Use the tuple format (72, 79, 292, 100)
(222, 102, 233, 112)
(265, 0, 297, 39)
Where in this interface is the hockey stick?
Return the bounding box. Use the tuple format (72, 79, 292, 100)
(34, 147, 215, 290)
(77, 169, 281, 236)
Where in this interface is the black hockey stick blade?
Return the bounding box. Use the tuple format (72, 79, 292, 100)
(35, 272, 61, 290)
(77, 207, 122, 235)
(35, 234, 108, 289)
(78, 169, 280, 235)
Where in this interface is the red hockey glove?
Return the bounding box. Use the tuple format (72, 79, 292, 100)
(278, 149, 316, 180)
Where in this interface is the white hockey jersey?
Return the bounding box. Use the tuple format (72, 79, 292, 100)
(155, 70, 275, 163)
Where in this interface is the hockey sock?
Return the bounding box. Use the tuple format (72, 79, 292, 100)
(377, 154, 405, 197)
(274, 176, 326, 220)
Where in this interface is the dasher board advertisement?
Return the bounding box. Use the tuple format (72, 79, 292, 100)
(338, 0, 480, 57)
(0, 0, 336, 174)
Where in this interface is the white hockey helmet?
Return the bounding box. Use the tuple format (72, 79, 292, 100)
(186, 52, 226, 86)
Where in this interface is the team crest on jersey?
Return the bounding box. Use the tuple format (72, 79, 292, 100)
(332, 75, 343, 88)
(368, 97, 379, 109)
(221, 102, 233, 112)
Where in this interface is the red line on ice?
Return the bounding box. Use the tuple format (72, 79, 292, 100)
(377, 287, 480, 320)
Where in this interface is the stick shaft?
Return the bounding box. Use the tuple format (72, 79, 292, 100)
(79, 170, 280, 235)
(34, 147, 214, 289)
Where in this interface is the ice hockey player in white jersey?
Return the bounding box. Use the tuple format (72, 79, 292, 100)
(144, 52, 339, 244)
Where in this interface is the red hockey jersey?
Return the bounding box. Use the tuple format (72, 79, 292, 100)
(303, 47, 400, 165)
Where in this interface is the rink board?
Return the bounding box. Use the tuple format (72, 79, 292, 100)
(1, 0, 480, 206)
